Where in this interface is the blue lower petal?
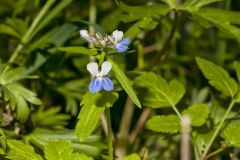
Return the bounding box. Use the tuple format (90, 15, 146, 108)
(89, 78, 103, 93)
(116, 44, 128, 53)
(102, 77, 114, 91)
(119, 37, 130, 45)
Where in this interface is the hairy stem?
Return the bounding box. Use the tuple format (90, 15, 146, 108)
(106, 108, 113, 160)
(89, 0, 96, 62)
(200, 100, 236, 160)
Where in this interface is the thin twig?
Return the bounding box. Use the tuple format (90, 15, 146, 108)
(129, 108, 151, 143)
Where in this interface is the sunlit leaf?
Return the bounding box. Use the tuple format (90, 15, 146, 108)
(110, 60, 141, 108)
(146, 115, 180, 133)
(182, 104, 209, 126)
(134, 72, 185, 108)
(222, 123, 240, 147)
(196, 57, 238, 97)
(76, 92, 118, 142)
(6, 140, 43, 160)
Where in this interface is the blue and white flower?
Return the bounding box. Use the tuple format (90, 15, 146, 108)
(87, 61, 114, 93)
(109, 30, 130, 53)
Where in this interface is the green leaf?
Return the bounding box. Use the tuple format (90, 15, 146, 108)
(59, 47, 98, 56)
(76, 92, 118, 142)
(122, 153, 141, 160)
(159, 0, 176, 8)
(44, 140, 74, 160)
(196, 57, 238, 97)
(182, 104, 209, 126)
(31, 0, 73, 40)
(189, 9, 240, 43)
(222, 123, 240, 147)
(181, 0, 223, 11)
(109, 60, 141, 108)
(134, 72, 185, 108)
(5, 83, 42, 105)
(6, 140, 43, 160)
(146, 115, 180, 133)
(125, 17, 158, 41)
(116, 1, 170, 22)
(0, 129, 6, 154)
(31, 106, 70, 129)
(234, 61, 240, 83)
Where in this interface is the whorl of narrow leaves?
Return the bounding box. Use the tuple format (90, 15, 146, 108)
(76, 92, 118, 142)
(134, 72, 185, 108)
(6, 140, 43, 160)
(0, 67, 42, 122)
(196, 57, 238, 97)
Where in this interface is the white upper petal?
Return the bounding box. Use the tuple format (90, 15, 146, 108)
(100, 61, 112, 76)
(87, 62, 99, 76)
(80, 30, 89, 37)
(112, 30, 123, 42)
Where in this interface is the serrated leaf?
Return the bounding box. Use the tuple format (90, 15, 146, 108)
(109, 60, 141, 108)
(59, 47, 98, 56)
(189, 9, 240, 43)
(182, 104, 209, 126)
(196, 57, 238, 97)
(134, 72, 185, 108)
(146, 115, 180, 133)
(122, 153, 141, 160)
(222, 124, 240, 147)
(6, 140, 43, 160)
(76, 92, 118, 142)
(44, 140, 73, 160)
(0, 129, 6, 154)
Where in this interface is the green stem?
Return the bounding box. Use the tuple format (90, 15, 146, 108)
(106, 108, 113, 160)
(200, 100, 236, 160)
(4, 0, 55, 73)
(172, 103, 182, 119)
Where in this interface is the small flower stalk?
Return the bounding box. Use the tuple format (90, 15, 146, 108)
(80, 29, 130, 53)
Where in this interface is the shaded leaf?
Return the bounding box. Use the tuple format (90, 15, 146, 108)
(59, 47, 98, 56)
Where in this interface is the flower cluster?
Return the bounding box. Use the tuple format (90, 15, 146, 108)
(81, 29, 130, 93)
(80, 29, 130, 53)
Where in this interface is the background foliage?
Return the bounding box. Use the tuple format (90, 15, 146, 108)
(0, 0, 240, 159)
